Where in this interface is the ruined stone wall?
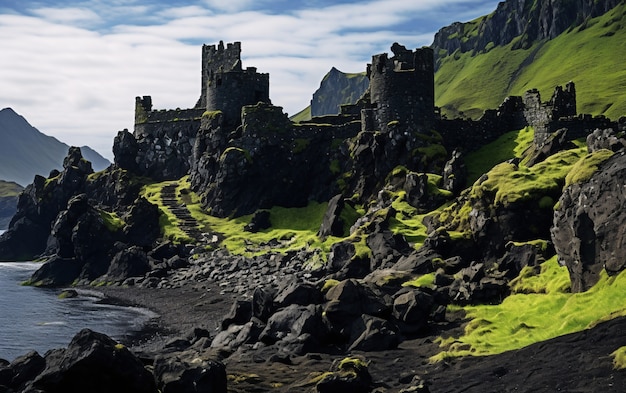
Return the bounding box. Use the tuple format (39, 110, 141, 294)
(366, 44, 435, 133)
(132, 96, 203, 180)
(524, 82, 577, 144)
(205, 67, 270, 126)
(197, 41, 242, 109)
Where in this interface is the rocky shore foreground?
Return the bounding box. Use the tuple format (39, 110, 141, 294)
(2, 278, 625, 393)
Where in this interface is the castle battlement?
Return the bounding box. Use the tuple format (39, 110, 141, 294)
(363, 43, 435, 133)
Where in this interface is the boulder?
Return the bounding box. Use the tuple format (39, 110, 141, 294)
(318, 194, 345, 238)
(259, 304, 325, 345)
(348, 315, 399, 351)
(106, 246, 151, 282)
(123, 197, 161, 247)
(323, 280, 390, 335)
(28, 256, 82, 287)
(1, 351, 45, 391)
(153, 352, 227, 393)
(524, 128, 574, 166)
(392, 289, 434, 334)
(244, 210, 271, 233)
(252, 286, 277, 322)
(274, 281, 323, 308)
(586, 128, 626, 153)
(366, 223, 412, 270)
(498, 241, 547, 279)
(221, 300, 252, 330)
(552, 152, 626, 292)
(442, 149, 467, 195)
(113, 129, 139, 171)
(327, 241, 371, 280)
(32, 329, 156, 393)
(211, 318, 265, 350)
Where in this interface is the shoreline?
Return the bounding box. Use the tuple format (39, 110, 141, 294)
(93, 281, 237, 355)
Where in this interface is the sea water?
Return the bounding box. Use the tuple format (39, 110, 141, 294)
(0, 258, 156, 362)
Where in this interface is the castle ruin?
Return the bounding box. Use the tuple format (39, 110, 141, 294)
(118, 40, 621, 214)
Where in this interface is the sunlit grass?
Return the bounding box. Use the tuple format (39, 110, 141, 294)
(432, 256, 626, 361)
(436, 3, 626, 120)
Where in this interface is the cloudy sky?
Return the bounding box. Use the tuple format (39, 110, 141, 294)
(0, 0, 501, 160)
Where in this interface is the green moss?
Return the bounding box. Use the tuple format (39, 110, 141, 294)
(416, 144, 447, 165)
(465, 127, 535, 185)
(220, 147, 252, 164)
(432, 256, 626, 360)
(322, 279, 340, 293)
(509, 257, 571, 294)
(403, 273, 436, 288)
(99, 210, 125, 232)
(564, 149, 614, 187)
(472, 147, 587, 206)
(141, 179, 195, 244)
(338, 356, 369, 372)
(612, 347, 626, 370)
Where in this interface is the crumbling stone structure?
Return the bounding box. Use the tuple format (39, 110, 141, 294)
(115, 40, 621, 216)
(523, 81, 576, 143)
(197, 41, 270, 126)
(362, 43, 435, 133)
(124, 41, 270, 180)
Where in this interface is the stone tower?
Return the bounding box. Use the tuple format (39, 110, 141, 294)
(364, 43, 435, 133)
(197, 41, 270, 125)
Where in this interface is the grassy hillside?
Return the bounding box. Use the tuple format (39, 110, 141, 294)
(0, 180, 23, 197)
(435, 3, 626, 119)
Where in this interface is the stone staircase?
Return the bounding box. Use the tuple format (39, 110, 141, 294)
(160, 183, 203, 241)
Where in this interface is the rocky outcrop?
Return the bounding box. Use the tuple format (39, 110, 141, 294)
(310, 67, 368, 117)
(431, 0, 622, 62)
(191, 103, 358, 217)
(0, 329, 230, 393)
(0, 147, 94, 261)
(552, 150, 626, 292)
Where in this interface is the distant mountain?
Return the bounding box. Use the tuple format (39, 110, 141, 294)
(432, 0, 626, 119)
(292, 67, 368, 122)
(0, 180, 22, 229)
(310, 67, 368, 118)
(0, 108, 110, 186)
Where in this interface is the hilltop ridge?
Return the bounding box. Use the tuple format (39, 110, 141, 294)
(0, 108, 110, 187)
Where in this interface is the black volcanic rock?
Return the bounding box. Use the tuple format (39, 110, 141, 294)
(113, 129, 139, 172)
(0, 146, 95, 261)
(32, 329, 157, 393)
(552, 151, 626, 292)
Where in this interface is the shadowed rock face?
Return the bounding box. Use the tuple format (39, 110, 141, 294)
(552, 151, 626, 292)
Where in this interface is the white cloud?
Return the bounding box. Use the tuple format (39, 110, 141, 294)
(29, 7, 102, 25)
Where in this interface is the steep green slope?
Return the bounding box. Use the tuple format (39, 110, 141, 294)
(435, 3, 626, 119)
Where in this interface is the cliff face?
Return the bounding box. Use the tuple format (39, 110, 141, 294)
(310, 67, 368, 117)
(432, 0, 622, 61)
